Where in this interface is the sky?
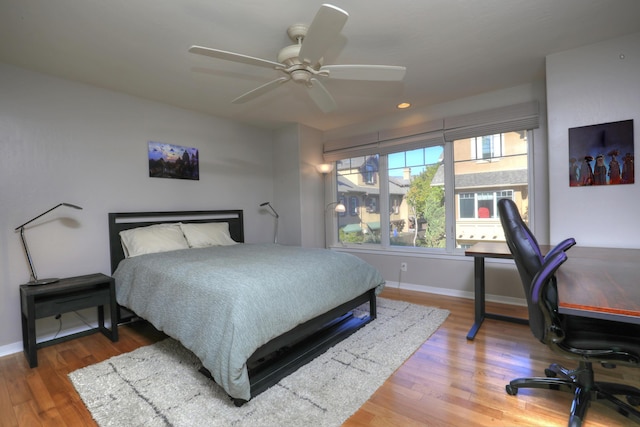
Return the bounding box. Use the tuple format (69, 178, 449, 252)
(148, 141, 198, 163)
(388, 146, 443, 177)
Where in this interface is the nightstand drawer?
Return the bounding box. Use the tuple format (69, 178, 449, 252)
(35, 288, 111, 318)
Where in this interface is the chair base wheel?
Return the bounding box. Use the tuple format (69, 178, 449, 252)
(506, 384, 518, 395)
(544, 368, 557, 377)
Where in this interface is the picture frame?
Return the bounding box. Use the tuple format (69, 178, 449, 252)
(568, 120, 634, 187)
(148, 141, 199, 180)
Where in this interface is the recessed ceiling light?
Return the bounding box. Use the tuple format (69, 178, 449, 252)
(397, 102, 411, 109)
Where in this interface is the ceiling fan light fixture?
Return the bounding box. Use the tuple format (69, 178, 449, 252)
(397, 102, 411, 109)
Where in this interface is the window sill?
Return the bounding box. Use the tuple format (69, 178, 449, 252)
(328, 242, 516, 265)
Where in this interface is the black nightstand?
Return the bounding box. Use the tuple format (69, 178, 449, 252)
(20, 273, 119, 368)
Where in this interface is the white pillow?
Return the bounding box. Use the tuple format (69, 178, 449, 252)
(180, 222, 237, 248)
(120, 223, 190, 258)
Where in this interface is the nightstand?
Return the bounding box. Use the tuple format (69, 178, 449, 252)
(20, 273, 119, 368)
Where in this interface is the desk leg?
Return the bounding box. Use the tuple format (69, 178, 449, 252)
(23, 296, 38, 368)
(467, 257, 486, 340)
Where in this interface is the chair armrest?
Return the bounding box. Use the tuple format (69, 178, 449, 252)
(531, 251, 568, 306)
(545, 237, 576, 260)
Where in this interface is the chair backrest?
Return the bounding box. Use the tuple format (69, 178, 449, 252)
(498, 199, 555, 341)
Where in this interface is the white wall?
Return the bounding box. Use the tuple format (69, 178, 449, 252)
(547, 32, 640, 248)
(0, 63, 276, 351)
(271, 124, 326, 248)
(272, 124, 302, 246)
(298, 124, 325, 248)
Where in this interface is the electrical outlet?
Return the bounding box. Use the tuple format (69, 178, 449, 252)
(400, 262, 408, 272)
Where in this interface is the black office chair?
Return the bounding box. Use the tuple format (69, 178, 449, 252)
(498, 198, 640, 427)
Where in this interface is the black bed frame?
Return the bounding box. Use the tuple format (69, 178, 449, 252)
(108, 209, 377, 406)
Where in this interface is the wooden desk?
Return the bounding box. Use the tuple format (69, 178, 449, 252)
(464, 242, 529, 340)
(555, 246, 640, 324)
(464, 242, 640, 340)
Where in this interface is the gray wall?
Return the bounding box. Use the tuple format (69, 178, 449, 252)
(0, 63, 277, 353)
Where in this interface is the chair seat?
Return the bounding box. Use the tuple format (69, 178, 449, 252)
(563, 315, 640, 360)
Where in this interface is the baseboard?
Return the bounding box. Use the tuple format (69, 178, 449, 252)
(0, 322, 101, 359)
(383, 280, 527, 307)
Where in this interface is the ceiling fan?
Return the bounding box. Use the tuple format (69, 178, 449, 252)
(188, 4, 406, 113)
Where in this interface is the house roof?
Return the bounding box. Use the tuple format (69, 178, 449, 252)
(431, 165, 528, 189)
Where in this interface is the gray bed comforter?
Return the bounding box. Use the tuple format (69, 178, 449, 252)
(113, 243, 385, 401)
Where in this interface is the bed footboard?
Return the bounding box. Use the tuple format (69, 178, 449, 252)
(234, 288, 377, 406)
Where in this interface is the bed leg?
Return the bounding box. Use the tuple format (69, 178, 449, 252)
(233, 398, 248, 407)
(369, 290, 377, 320)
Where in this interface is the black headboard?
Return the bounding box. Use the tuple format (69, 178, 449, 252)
(108, 209, 244, 273)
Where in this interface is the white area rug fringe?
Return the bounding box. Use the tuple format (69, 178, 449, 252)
(69, 298, 449, 427)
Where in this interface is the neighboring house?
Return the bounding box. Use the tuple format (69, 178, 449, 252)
(434, 131, 529, 248)
(336, 156, 411, 241)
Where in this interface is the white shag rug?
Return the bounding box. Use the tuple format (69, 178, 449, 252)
(69, 298, 449, 427)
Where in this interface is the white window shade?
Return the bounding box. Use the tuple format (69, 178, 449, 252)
(323, 101, 539, 160)
(443, 101, 539, 141)
(323, 132, 379, 162)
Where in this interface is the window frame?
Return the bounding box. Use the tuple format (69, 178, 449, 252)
(329, 130, 534, 255)
(323, 101, 539, 255)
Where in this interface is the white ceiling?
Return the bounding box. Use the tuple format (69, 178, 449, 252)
(1, 0, 640, 131)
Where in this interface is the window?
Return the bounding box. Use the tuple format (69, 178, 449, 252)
(472, 134, 503, 160)
(388, 146, 445, 248)
(459, 190, 514, 219)
(348, 196, 358, 216)
(337, 156, 380, 244)
(454, 131, 528, 248)
(324, 101, 538, 253)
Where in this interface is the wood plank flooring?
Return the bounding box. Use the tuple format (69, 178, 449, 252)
(1, 288, 639, 426)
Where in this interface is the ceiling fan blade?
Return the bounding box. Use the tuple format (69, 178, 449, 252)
(299, 4, 348, 65)
(231, 77, 290, 104)
(189, 45, 284, 69)
(307, 78, 337, 113)
(320, 65, 407, 81)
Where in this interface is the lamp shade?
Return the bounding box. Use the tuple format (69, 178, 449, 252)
(316, 163, 334, 174)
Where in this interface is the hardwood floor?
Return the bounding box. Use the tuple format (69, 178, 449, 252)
(1, 289, 639, 426)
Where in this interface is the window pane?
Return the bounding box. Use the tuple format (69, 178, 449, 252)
(388, 146, 445, 248)
(459, 193, 475, 218)
(454, 131, 528, 248)
(336, 155, 380, 244)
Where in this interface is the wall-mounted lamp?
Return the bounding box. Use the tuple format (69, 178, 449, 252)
(326, 201, 346, 213)
(14, 202, 83, 285)
(316, 163, 334, 174)
(259, 202, 279, 244)
(324, 202, 346, 248)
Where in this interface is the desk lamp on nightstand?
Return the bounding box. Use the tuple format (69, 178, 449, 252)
(15, 202, 83, 285)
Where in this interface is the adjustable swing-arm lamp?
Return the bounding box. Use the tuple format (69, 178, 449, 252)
(259, 202, 279, 244)
(15, 203, 83, 285)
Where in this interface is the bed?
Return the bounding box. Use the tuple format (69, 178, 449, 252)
(108, 209, 385, 406)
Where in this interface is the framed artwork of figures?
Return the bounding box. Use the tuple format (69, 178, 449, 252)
(568, 120, 634, 187)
